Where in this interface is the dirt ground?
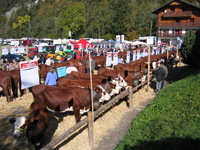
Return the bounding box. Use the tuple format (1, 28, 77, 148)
(0, 62, 185, 150)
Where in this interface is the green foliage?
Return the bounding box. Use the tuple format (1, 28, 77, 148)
(180, 30, 200, 67)
(116, 68, 200, 150)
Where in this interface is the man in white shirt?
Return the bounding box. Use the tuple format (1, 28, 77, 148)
(66, 62, 78, 74)
(45, 56, 51, 66)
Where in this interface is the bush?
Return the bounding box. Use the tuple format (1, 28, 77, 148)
(180, 30, 200, 67)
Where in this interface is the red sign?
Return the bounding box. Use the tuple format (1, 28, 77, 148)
(107, 52, 112, 56)
(113, 52, 118, 56)
(20, 61, 38, 70)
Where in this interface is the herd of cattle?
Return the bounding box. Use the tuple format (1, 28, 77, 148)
(0, 50, 178, 149)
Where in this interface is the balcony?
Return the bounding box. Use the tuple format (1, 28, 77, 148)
(163, 11, 192, 17)
(157, 22, 200, 27)
(157, 32, 186, 37)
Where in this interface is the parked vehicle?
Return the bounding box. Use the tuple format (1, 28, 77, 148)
(1, 53, 25, 63)
(28, 48, 38, 59)
(22, 40, 32, 46)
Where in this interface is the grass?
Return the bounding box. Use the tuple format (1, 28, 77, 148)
(115, 67, 200, 150)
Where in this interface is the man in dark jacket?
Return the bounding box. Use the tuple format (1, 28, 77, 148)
(154, 65, 166, 92)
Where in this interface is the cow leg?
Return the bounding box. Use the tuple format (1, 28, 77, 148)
(73, 108, 81, 124)
(17, 82, 21, 97)
(2, 86, 9, 102)
(9, 86, 13, 101)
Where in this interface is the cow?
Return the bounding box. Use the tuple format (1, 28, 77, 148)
(38, 64, 50, 84)
(8, 70, 21, 97)
(31, 85, 108, 123)
(0, 71, 13, 101)
(9, 99, 50, 149)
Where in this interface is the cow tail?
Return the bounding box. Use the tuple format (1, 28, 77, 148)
(8, 75, 13, 100)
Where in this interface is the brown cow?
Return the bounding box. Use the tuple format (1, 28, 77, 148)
(0, 71, 13, 101)
(32, 84, 106, 123)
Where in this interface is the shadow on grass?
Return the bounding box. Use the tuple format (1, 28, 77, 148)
(124, 137, 200, 150)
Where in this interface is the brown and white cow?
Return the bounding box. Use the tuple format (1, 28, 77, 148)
(32, 84, 107, 123)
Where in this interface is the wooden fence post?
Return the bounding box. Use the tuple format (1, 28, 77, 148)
(88, 111, 94, 149)
(147, 46, 150, 92)
(129, 86, 133, 111)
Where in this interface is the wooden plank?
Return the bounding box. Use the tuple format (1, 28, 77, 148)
(88, 111, 94, 149)
(129, 86, 133, 111)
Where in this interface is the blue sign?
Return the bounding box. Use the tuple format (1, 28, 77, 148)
(57, 66, 66, 78)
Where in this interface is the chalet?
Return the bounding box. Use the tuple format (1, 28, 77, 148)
(152, 0, 200, 46)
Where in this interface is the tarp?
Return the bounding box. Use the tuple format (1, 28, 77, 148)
(74, 38, 93, 49)
(132, 41, 147, 46)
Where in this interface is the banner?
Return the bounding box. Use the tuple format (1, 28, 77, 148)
(137, 50, 140, 60)
(10, 47, 16, 54)
(113, 52, 118, 66)
(20, 60, 39, 89)
(18, 46, 24, 53)
(133, 50, 136, 61)
(2, 47, 8, 55)
(116, 35, 120, 41)
(126, 51, 131, 64)
(57, 66, 66, 78)
(38, 46, 43, 52)
(106, 52, 112, 67)
(56, 46, 59, 53)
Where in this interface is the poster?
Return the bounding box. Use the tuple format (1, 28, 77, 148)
(2, 47, 8, 55)
(137, 50, 140, 60)
(57, 66, 66, 78)
(56, 46, 59, 53)
(113, 52, 118, 66)
(10, 47, 16, 54)
(106, 52, 112, 67)
(38, 46, 43, 52)
(126, 51, 131, 64)
(20, 60, 39, 89)
(121, 35, 125, 43)
(18, 46, 24, 53)
(133, 50, 136, 61)
(116, 35, 120, 41)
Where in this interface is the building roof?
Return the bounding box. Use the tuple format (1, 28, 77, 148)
(152, 0, 200, 14)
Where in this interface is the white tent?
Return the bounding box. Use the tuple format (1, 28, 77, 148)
(132, 40, 147, 45)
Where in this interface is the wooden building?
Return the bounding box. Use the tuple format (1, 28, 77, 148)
(152, 0, 200, 46)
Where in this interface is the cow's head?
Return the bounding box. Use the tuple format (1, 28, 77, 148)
(96, 85, 111, 102)
(9, 116, 27, 139)
(118, 74, 128, 88)
(107, 82, 120, 95)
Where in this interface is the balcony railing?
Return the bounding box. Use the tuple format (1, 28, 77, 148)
(157, 22, 200, 27)
(157, 32, 186, 37)
(163, 11, 192, 17)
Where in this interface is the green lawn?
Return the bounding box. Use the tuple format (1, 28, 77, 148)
(116, 67, 200, 150)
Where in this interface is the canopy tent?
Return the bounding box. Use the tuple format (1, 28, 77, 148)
(132, 40, 147, 45)
(74, 38, 93, 49)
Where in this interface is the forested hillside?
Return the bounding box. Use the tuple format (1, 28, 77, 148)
(0, 0, 198, 40)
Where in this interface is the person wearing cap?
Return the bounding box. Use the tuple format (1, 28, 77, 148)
(86, 58, 95, 74)
(78, 60, 85, 73)
(45, 67, 58, 87)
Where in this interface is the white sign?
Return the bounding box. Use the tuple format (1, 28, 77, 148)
(137, 50, 140, 60)
(56, 46, 59, 52)
(121, 35, 125, 43)
(20, 60, 39, 89)
(113, 52, 118, 66)
(18, 46, 24, 53)
(38, 46, 43, 52)
(69, 31, 71, 37)
(106, 52, 112, 67)
(100, 44, 103, 48)
(63, 46, 66, 51)
(2, 47, 8, 55)
(104, 44, 106, 48)
(126, 51, 131, 64)
(133, 50, 136, 61)
(109, 43, 111, 48)
(116, 35, 120, 41)
(10, 47, 16, 54)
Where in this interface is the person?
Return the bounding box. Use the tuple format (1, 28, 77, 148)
(154, 64, 166, 93)
(77, 60, 85, 73)
(44, 67, 58, 86)
(76, 53, 82, 59)
(55, 52, 61, 63)
(66, 62, 78, 74)
(45, 56, 51, 66)
(160, 61, 168, 89)
(118, 57, 123, 64)
(86, 58, 95, 74)
(8, 60, 18, 70)
(4, 58, 9, 71)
